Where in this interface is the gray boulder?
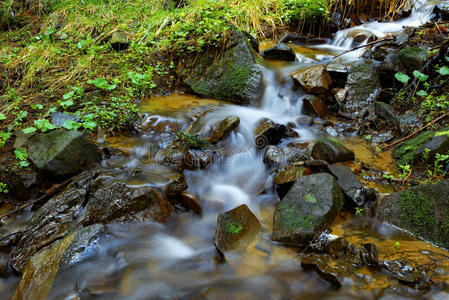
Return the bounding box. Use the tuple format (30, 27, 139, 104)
(328, 165, 367, 206)
(311, 138, 355, 163)
(27, 129, 102, 177)
(272, 173, 344, 246)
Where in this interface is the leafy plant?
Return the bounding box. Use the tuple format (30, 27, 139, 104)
(355, 207, 364, 216)
(412, 70, 429, 82)
(23, 127, 37, 134)
(0, 182, 8, 193)
(0, 113, 6, 120)
(34, 118, 56, 132)
(438, 66, 449, 76)
(88, 78, 117, 91)
(14, 148, 29, 167)
(62, 120, 81, 130)
(395, 72, 410, 85)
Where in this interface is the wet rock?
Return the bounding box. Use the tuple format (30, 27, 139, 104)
(361, 243, 379, 267)
(302, 95, 329, 119)
(292, 65, 332, 95)
(263, 146, 306, 167)
(304, 159, 329, 173)
(27, 129, 102, 177)
(210, 115, 240, 143)
(398, 47, 428, 70)
(5, 168, 38, 200)
(433, 4, 449, 21)
(371, 132, 394, 145)
(82, 178, 176, 226)
(272, 173, 344, 246)
(274, 165, 308, 198)
(242, 31, 259, 53)
(374, 101, 401, 133)
(254, 118, 289, 149)
(184, 29, 262, 104)
(382, 260, 430, 289)
(180, 192, 202, 215)
(279, 32, 308, 44)
(311, 138, 355, 164)
(184, 149, 214, 170)
(343, 60, 381, 117)
(0, 252, 9, 277)
(11, 172, 95, 271)
(392, 129, 449, 166)
(135, 115, 182, 133)
(261, 43, 296, 61)
(301, 255, 343, 287)
(214, 204, 262, 256)
(328, 165, 367, 206)
(110, 31, 129, 51)
(376, 180, 449, 249)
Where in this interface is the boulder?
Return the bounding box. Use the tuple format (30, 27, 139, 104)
(328, 165, 368, 206)
(272, 173, 344, 246)
(302, 95, 329, 119)
(27, 129, 102, 177)
(374, 101, 401, 133)
(398, 47, 428, 70)
(263, 145, 306, 167)
(261, 43, 296, 61)
(343, 60, 381, 117)
(110, 31, 129, 51)
(376, 180, 449, 249)
(274, 165, 308, 198)
(214, 204, 262, 256)
(392, 129, 449, 166)
(184, 29, 262, 104)
(210, 115, 240, 143)
(311, 138, 355, 163)
(292, 65, 332, 94)
(254, 118, 290, 149)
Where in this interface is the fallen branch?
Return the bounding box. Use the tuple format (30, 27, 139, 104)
(333, 35, 393, 59)
(381, 111, 449, 150)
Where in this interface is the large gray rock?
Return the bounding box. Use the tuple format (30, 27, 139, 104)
(184, 29, 262, 104)
(272, 173, 344, 246)
(376, 180, 449, 249)
(343, 60, 381, 117)
(27, 129, 102, 177)
(311, 138, 355, 163)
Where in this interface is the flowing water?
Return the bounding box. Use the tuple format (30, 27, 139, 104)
(3, 1, 449, 299)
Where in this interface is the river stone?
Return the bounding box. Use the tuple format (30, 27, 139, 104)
(302, 95, 329, 119)
(263, 145, 306, 167)
(292, 65, 332, 94)
(27, 129, 102, 177)
(398, 47, 428, 70)
(254, 118, 289, 149)
(261, 43, 296, 61)
(272, 173, 344, 246)
(393, 129, 449, 166)
(376, 180, 449, 249)
(374, 101, 400, 133)
(328, 165, 367, 206)
(184, 29, 262, 104)
(274, 165, 309, 198)
(210, 115, 240, 143)
(214, 204, 262, 255)
(311, 138, 355, 163)
(343, 60, 381, 118)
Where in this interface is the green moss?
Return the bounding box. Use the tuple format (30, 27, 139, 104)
(226, 221, 244, 235)
(398, 188, 435, 238)
(280, 202, 324, 231)
(393, 131, 435, 165)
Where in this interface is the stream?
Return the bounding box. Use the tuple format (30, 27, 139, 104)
(3, 0, 449, 299)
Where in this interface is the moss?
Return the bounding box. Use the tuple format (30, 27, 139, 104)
(226, 221, 244, 235)
(398, 188, 435, 238)
(280, 201, 324, 231)
(393, 131, 435, 165)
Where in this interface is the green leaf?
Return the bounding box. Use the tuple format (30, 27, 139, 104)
(412, 70, 429, 82)
(0, 113, 5, 121)
(416, 90, 427, 97)
(88, 78, 116, 91)
(395, 72, 410, 84)
(63, 90, 75, 100)
(59, 99, 74, 109)
(34, 119, 56, 132)
(438, 66, 449, 76)
(62, 120, 81, 130)
(16, 111, 28, 121)
(445, 56, 449, 62)
(49, 107, 58, 113)
(31, 104, 44, 110)
(14, 148, 28, 161)
(19, 160, 30, 167)
(23, 127, 37, 134)
(0, 132, 11, 140)
(82, 121, 97, 131)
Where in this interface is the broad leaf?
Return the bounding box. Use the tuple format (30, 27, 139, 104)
(62, 120, 81, 130)
(438, 66, 449, 76)
(412, 70, 429, 82)
(23, 127, 37, 134)
(395, 72, 410, 84)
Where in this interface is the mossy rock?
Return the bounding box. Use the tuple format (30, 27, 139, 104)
(311, 138, 354, 163)
(398, 47, 428, 70)
(272, 173, 344, 246)
(376, 180, 449, 249)
(184, 29, 262, 104)
(392, 129, 449, 166)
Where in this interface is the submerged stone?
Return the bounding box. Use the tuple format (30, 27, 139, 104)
(214, 204, 262, 256)
(292, 65, 332, 95)
(210, 115, 240, 143)
(27, 129, 102, 177)
(272, 173, 344, 246)
(376, 180, 449, 249)
(184, 29, 262, 104)
(311, 138, 355, 163)
(302, 95, 329, 119)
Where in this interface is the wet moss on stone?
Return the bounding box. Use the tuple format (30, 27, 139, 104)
(398, 188, 435, 238)
(225, 221, 244, 235)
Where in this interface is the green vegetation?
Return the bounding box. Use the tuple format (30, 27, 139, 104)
(226, 221, 244, 235)
(175, 131, 210, 148)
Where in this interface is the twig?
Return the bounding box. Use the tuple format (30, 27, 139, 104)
(381, 111, 449, 150)
(333, 35, 393, 59)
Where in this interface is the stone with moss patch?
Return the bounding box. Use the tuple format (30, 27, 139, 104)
(272, 173, 344, 246)
(184, 29, 261, 104)
(214, 204, 262, 256)
(311, 138, 354, 163)
(376, 180, 449, 249)
(398, 47, 428, 70)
